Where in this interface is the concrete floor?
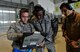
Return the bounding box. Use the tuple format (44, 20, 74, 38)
(0, 24, 66, 52)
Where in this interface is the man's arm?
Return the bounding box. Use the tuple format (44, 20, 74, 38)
(45, 16, 51, 33)
(43, 16, 53, 42)
(62, 17, 67, 37)
(7, 23, 23, 41)
(30, 24, 35, 32)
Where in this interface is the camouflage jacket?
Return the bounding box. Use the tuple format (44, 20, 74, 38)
(7, 21, 35, 48)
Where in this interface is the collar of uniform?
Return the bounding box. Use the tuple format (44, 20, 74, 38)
(19, 20, 29, 26)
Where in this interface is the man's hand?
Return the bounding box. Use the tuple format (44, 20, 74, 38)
(70, 41, 79, 48)
(64, 36, 71, 43)
(38, 41, 45, 47)
(64, 38, 68, 42)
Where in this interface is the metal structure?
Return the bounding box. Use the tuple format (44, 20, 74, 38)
(0, 0, 28, 8)
(68, 0, 80, 3)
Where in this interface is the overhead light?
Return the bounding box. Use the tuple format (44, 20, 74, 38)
(0, 10, 15, 13)
(0, 21, 16, 23)
(0, 21, 9, 23)
(11, 21, 16, 23)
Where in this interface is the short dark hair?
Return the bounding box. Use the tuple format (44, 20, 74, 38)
(60, 3, 73, 10)
(19, 8, 29, 18)
(33, 5, 45, 16)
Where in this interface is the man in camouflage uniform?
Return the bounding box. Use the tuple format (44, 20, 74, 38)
(7, 8, 35, 51)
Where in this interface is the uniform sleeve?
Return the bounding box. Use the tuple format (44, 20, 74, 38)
(30, 24, 35, 32)
(45, 16, 51, 33)
(44, 16, 54, 42)
(62, 18, 67, 37)
(7, 23, 23, 41)
(76, 13, 80, 34)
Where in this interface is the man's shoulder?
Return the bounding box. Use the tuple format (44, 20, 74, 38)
(76, 12, 80, 18)
(44, 15, 51, 21)
(31, 16, 37, 21)
(75, 12, 80, 22)
(10, 21, 20, 27)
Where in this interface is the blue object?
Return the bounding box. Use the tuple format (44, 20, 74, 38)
(13, 48, 32, 52)
(27, 49, 32, 52)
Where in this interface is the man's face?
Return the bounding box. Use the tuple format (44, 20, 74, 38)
(61, 7, 68, 16)
(37, 10, 43, 17)
(21, 12, 29, 23)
